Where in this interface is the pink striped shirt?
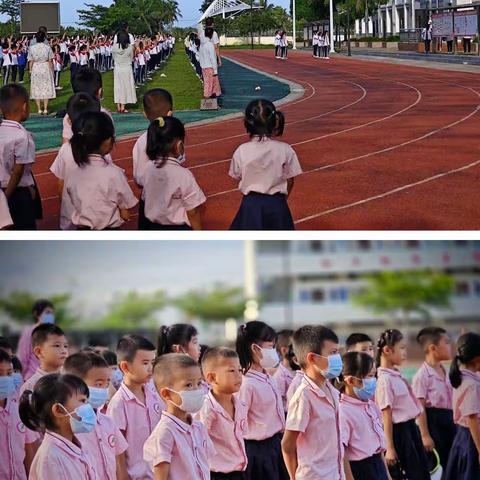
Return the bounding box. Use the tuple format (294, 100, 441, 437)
(273, 364, 294, 412)
(412, 362, 453, 410)
(452, 369, 480, 428)
(286, 370, 305, 407)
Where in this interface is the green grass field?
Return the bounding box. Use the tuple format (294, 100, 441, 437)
(23, 50, 202, 114)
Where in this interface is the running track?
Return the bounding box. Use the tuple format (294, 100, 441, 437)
(34, 50, 480, 230)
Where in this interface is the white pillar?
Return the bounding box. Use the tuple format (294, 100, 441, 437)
(355, 19, 360, 36)
(386, 5, 391, 34)
(404, 3, 408, 29)
(379, 7, 384, 36)
(329, 0, 335, 53)
(411, 0, 416, 30)
(292, 0, 297, 49)
(244, 240, 258, 322)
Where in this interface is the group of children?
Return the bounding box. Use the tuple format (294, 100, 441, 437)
(1, 300, 479, 480)
(1, 37, 29, 86)
(274, 31, 289, 60)
(312, 31, 331, 60)
(0, 59, 302, 230)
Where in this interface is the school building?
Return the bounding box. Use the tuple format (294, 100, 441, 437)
(249, 241, 480, 336)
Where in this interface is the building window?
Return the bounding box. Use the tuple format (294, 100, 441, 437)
(454, 240, 469, 247)
(406, 240, 420, 249)
(358, 240, 371, 251)
(311, 289, 325, 302)
(310, 241, 323, 252)
(299, 290, 311, 302)
(330, 288, 349, 302)
(455, 281, 471, 297)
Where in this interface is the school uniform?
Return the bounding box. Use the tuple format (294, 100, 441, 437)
(64, 155, 138, 230)
(0, 397, 41, 480)
(312, 34, 319, 57)
(69, 50, 79, 80)
(286, 370, 304, 406)
(339, 394, 388, 480)
(229, 137, 302, 230)
(78, 412, 128, 480)
(16, 324, 40, 380)
(142, 158, 206, 230)
(144, 411, 212, 480)
(19, 367, 51, 396)
(274, 35, 281, 58)
(239, 369, 288, 480)
(445, 369, 480, 480)
(376, 367, 430, 480)
(62, 107, 113, 141)
(197, 391, 248, 479)
(412, 362, 456, 470)
(286, 375, 345, 480)
(0, 190, 13, 229)
(29, 430, 98, 480)
(2, 48, 12, 85)
(132, 131, 149, 228)
(107, 382, 163, 480)
(273, 364, 294, 413)
(0, 119, 39, 230)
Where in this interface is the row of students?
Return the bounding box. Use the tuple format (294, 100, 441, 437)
(274, 31, 289, 60)
(312, 31, 331, 59)
(1, 38, 28, 86)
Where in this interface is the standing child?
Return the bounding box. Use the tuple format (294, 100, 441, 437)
(445, 332, 480, 480)
(312, 31, 319, 58)
(282, 325, 345, 480)
(65, 111, 138, 230)
(0, 349, 40, 480)
(273, 329, 295, 413)
(107, 335, 163, 480)
(229, 99, 302, 230)
(236, 321, 288, 480)
(19, 324, 68, 395)
(197, 347, 248, 479)
(376, 329, 430, 480)
(413, 327, 455, 471)
(64, 351, 129, 480)
(340, 351, 389, 480)
(274, 31, 281, 58)
(53, 45, 63, 90)
(141, 116, 206, 230)
(19, 373, 98, 479)
(0, 84, 39, 230)
(157, 323, 201, 361)
(345, 333, 375, 358)
(144, 353, 211, 479)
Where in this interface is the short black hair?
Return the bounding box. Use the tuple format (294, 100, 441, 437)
(346, 333, 373, 349)
(0, 83, 29, 117)
(31, 324, 65, 348)
(143, 88, 173, 120)
(204, 27, 214, 39)
(72, 68, 103, 97)
(66, 92, 100, 125)
(0, 349, 12, 364)
(117, 334, 155, 363)
(64, 351, 108, 379)
(201, 347, 238, 371)
(244, 99, 285, 138)
(292, 325, 338, 368)
(12, 356, 22, 372)
(99, 350, 117, 366)
(0, 336, 13, 353)
(153, 353, 199, 388)
(416, 327, 447, 352)
(342, 351, 373, 378)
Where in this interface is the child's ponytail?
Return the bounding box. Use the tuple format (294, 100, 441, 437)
(146, 116, 185, 165)
(375, 329, 404, 368)
(273, 110, 285, 137)
(156, 323, 198, 357)
(19, 390, 41, 432)
(449, 332, 480, 388)
(449, 354, 463, 389)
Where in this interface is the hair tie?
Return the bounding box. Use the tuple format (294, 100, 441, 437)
(156, 117, 165, 127)
(78, 131, 84, 136)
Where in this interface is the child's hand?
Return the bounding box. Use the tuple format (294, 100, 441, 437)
(385, 448, 398, 466)
(421, 434, 435, 452)
(120, 209, 130, 222)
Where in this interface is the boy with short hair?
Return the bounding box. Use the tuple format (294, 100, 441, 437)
(144, 353, 212, 479)
(198, 347, 248, 479)
(19, 324, 68, 395)
(64, 351, 129, 480)
(107, 334, 163, 480)
(412, 327, 455, 471)
(282, 325, 346, 480)
(0, 83, 39, 230)
(345, 333, 374, 357)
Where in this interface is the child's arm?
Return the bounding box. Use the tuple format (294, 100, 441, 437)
(382, 407, 398, 466)
(281, 429, 299, 480)
(24, 440, 40, 475)
(287, 178, 295, 197)
(344, 457, 354, 480)
(186, 206, 202, 230)
(119, 209, 130, 222)
(57, 179, 64, 198)
(115, 452, 130, 480)
(416, 400, 434, 451)
(153, 463, 170, 480)
(5, 163, 24, 198)
(467, 414, 480, 460)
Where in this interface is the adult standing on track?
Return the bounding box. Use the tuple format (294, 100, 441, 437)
(422, 22, 432, 55)
(199, 27, 221, 99)
(112, 30, 137, 113)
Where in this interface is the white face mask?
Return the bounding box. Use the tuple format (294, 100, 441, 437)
(166, 388, 206, 414)
(255, 345, 279, 369)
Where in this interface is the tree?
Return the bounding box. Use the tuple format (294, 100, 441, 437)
(352, 271, 454, 323)
(0, 0, 21, 35)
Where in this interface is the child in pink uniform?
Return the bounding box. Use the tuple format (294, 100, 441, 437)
(340, 351, 388, 480)
(236, 321, 288, 480)
(286, 368, 304, 406)
(445, 332, 480, 480)
(0, 189, 12, 228)
(413, 327, 455, 471)
(157, 323, 201, 361)
(376, 329, 429, 480)
(0, 350, 40, 480)
(197, 347, 248, 479)
(144, 353, 211, 479)
(273, 329, 294, 413)
(345, 333, 375, 358)
(64, 351, 129, 480)
(107, 335, 163, 480)
(19, 373, 98, 479)
(19, 324, 68, 396)
(282, 325, 345, 480)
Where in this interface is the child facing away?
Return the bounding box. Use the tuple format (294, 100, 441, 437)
(229, 99, 302, 230)
(445, 332, 480, 480)
(64, 111, 138, 230)
(236, 321, 288, 480)
(412, 327, 456, 471)
(64, 351, 129, 480)
(340, 351, 389, 480)
(345, 333, 375, 358)
(197, 347, 248, 479)
(272, 329, 295, 413)
(107, 335, 163, 480)
(132, 88, 174, 229)
(282, 325, 346, 480)
(144, 353, 212, 480)
(0, 349, 40, 480)
(376, 329, 430, 480)
(141, 116, 206, 230)
(19, 324, 69, 395)
(0, 83, 40, 230)
(0, 189, 13, 229)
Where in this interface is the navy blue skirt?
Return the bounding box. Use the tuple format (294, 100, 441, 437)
(7, 186, 38, 230)
(445, 426, 480, 480)
(244, 433, 289, 480)
(211, 472, 246, 480)
(230, 192, 294, 230)
(350, 453, 389, 480)
(426, 407, 456, 470)
(392, 419, 430, 480)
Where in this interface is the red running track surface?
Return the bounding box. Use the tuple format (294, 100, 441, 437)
(34, 49, 480, 230)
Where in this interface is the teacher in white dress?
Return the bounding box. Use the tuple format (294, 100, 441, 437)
(112, 30, 136, 113)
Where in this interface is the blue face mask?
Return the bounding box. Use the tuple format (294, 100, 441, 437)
(41, 313, 55, 324)
(317, 353, 343, 379)
(353, 377, 377, 401)
(111, 368, 123, 389)
(0, 376, 16, 400)
(88, 387, 109, 409)
(61, 403, 97, 434)
(12, 372, 23, 390)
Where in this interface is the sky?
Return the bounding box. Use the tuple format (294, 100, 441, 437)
(1, 1, 290, 27)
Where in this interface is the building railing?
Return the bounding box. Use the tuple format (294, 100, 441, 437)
(400, 28, 422, 42)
